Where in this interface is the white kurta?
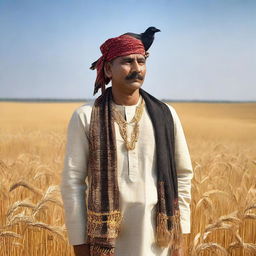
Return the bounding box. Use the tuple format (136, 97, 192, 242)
(61, 97, 193, 256)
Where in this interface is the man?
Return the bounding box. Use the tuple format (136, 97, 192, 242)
(61, 32, 193, 256)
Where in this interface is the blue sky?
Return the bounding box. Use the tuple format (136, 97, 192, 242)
(0, 0, 255, 100)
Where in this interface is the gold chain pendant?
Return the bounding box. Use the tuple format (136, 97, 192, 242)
(112, 98, 145, 150)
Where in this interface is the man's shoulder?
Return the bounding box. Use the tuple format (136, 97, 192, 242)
(70, 101, 95, 127)
(162, 102, 181, 125)
(141, 90, 177, 115)
(73, 101, 95, 121)
(74, 101, 94, 115)
(163, 102, 177, 115)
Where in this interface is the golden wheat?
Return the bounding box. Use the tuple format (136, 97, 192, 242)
(0, 102, 255, 256)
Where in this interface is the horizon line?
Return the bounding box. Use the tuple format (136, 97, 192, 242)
(0, 98, 255, 103)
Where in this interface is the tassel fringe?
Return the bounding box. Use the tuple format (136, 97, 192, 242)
(156, 211, 182, 250)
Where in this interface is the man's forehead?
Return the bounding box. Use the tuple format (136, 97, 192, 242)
(109, 54, 146, 64)
(119, 54, 146, 59)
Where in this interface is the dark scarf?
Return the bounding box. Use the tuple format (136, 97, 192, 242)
(87, 87, 182, 256)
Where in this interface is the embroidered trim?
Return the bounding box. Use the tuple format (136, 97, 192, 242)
(90, 245, 114, 256)
(87, 210, 123, 239)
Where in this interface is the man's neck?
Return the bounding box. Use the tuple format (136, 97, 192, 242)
(111, 88, 140, 106)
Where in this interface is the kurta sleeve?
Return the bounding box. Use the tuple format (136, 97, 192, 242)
(167, 105, 193, 234)
(60, 107, 90, 245)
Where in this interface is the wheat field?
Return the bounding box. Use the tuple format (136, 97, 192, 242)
(0, 102, 255, 256)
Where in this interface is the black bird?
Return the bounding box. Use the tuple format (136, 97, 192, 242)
(123, 26, 161, 51)
(90, 26, 161, 70)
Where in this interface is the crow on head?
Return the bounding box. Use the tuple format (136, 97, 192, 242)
(90, 26, 161, 70)
(123, 26, 161, 51)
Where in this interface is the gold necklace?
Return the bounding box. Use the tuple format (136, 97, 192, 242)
(112, 98, 145, 150)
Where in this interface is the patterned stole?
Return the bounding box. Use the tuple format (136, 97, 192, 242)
(87, 87, 182, 256)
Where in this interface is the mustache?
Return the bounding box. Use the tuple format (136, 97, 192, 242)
(125, 72, 144, 81)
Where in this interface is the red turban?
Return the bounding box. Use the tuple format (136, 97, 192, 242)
(92, 35, 145, 95)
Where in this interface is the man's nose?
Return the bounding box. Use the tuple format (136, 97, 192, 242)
(132, 60, 142, 72)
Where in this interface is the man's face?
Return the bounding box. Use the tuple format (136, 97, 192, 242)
(107, 54, 147, 94)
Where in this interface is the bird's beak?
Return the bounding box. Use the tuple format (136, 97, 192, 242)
(155, 29, 161, 32)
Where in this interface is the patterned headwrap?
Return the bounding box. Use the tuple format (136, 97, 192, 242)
(91, 35, 146, 95)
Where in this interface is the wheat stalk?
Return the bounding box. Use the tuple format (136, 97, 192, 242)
(26, 222, 65, 240)
(194, 242, 228, 255)
(9, 181, 43, 196)
(6, 199, 36, 219)
(0, 231, 22, 239)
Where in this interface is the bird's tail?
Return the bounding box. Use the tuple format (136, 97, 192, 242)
(90, 60, 98, 70)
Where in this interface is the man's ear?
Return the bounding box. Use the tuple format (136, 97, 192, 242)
(104, 62, 112, 79)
